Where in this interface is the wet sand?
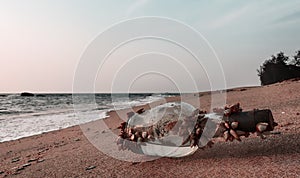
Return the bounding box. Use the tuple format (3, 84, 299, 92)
(0, 80, 300, 177)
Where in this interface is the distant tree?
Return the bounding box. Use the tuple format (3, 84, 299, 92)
(270, 52, 289, 64)
(257, 51, 300, 85)
(290, 50, 300, 66)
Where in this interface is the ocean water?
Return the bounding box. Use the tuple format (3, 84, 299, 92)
(0, 93, 178, 142)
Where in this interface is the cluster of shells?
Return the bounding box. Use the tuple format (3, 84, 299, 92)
(214, 103, 248, 142)
(116, 106, 208, 151)
(215, 103, 276, 141)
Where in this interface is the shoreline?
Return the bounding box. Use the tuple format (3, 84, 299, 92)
(1, 81, 299, 177)
(0, 84, 261, 143)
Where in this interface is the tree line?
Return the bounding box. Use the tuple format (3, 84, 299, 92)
(257, 50, 300, 85)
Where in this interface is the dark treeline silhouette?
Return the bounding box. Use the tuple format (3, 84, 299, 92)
(257, 50, 300, 85)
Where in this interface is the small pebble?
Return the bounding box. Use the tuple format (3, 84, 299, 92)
(74, 138, 81, 141)
(37, 159, 45, 163)
(270, 131, 281, 135)
(28, 158, 38, 162)
(297, 113, 299, 115)
(0, 171, 4, 174)
(16, 166, 24, 172)
(85, 165, 96, 170)
(11, 166, 18, 170)
(22, 163, 31, 167)
(11, 157, 20, 163)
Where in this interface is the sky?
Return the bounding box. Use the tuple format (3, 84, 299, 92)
(0, 0, 300, 93)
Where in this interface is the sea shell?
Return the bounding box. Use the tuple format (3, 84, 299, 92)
(228, 135, 234, 142)
(196, 128, 201, 135)
(230, 129, 241, 141)
(256, 122, 268, 132)
(142, 132, 148, 139)
(236, 130, 249, 137)
(223, 130, 230, 141)
(147, 135, 154, 140)
(224, 122, 230, 129)
(231, 122, 239, 129)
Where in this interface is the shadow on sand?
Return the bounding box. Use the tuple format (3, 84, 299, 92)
(182, 133, 300, 161)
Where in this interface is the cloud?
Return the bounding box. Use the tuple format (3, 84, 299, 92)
(126, 0, 150, 17)
(272, 10, 300, 25)
(208, 5, 250, 29)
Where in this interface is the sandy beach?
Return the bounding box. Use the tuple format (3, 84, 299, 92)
(1, 80, 300, 178)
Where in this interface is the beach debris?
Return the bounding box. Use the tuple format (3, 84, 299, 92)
(116, 102, 278, 157)
(16, 166, 24, 172)
(38, 147, 49, 154)
(12, 171, 21, 175)
(270, 131, 281, 135)
(22, 163, 31, 168)
(8, 162, 33, 175)
(28, 158, 39, 163)
(11, 157, 20, 163)
(0, 170, 4, 174)
(217, 103, 277, 142)
(85, 165, 96, 171)
(181, 115, 209, 147)
(37, 158, 45, 163)
(74, 138, 81, 141)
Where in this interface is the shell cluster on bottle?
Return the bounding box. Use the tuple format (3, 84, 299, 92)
(116, 103, 278, 154)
